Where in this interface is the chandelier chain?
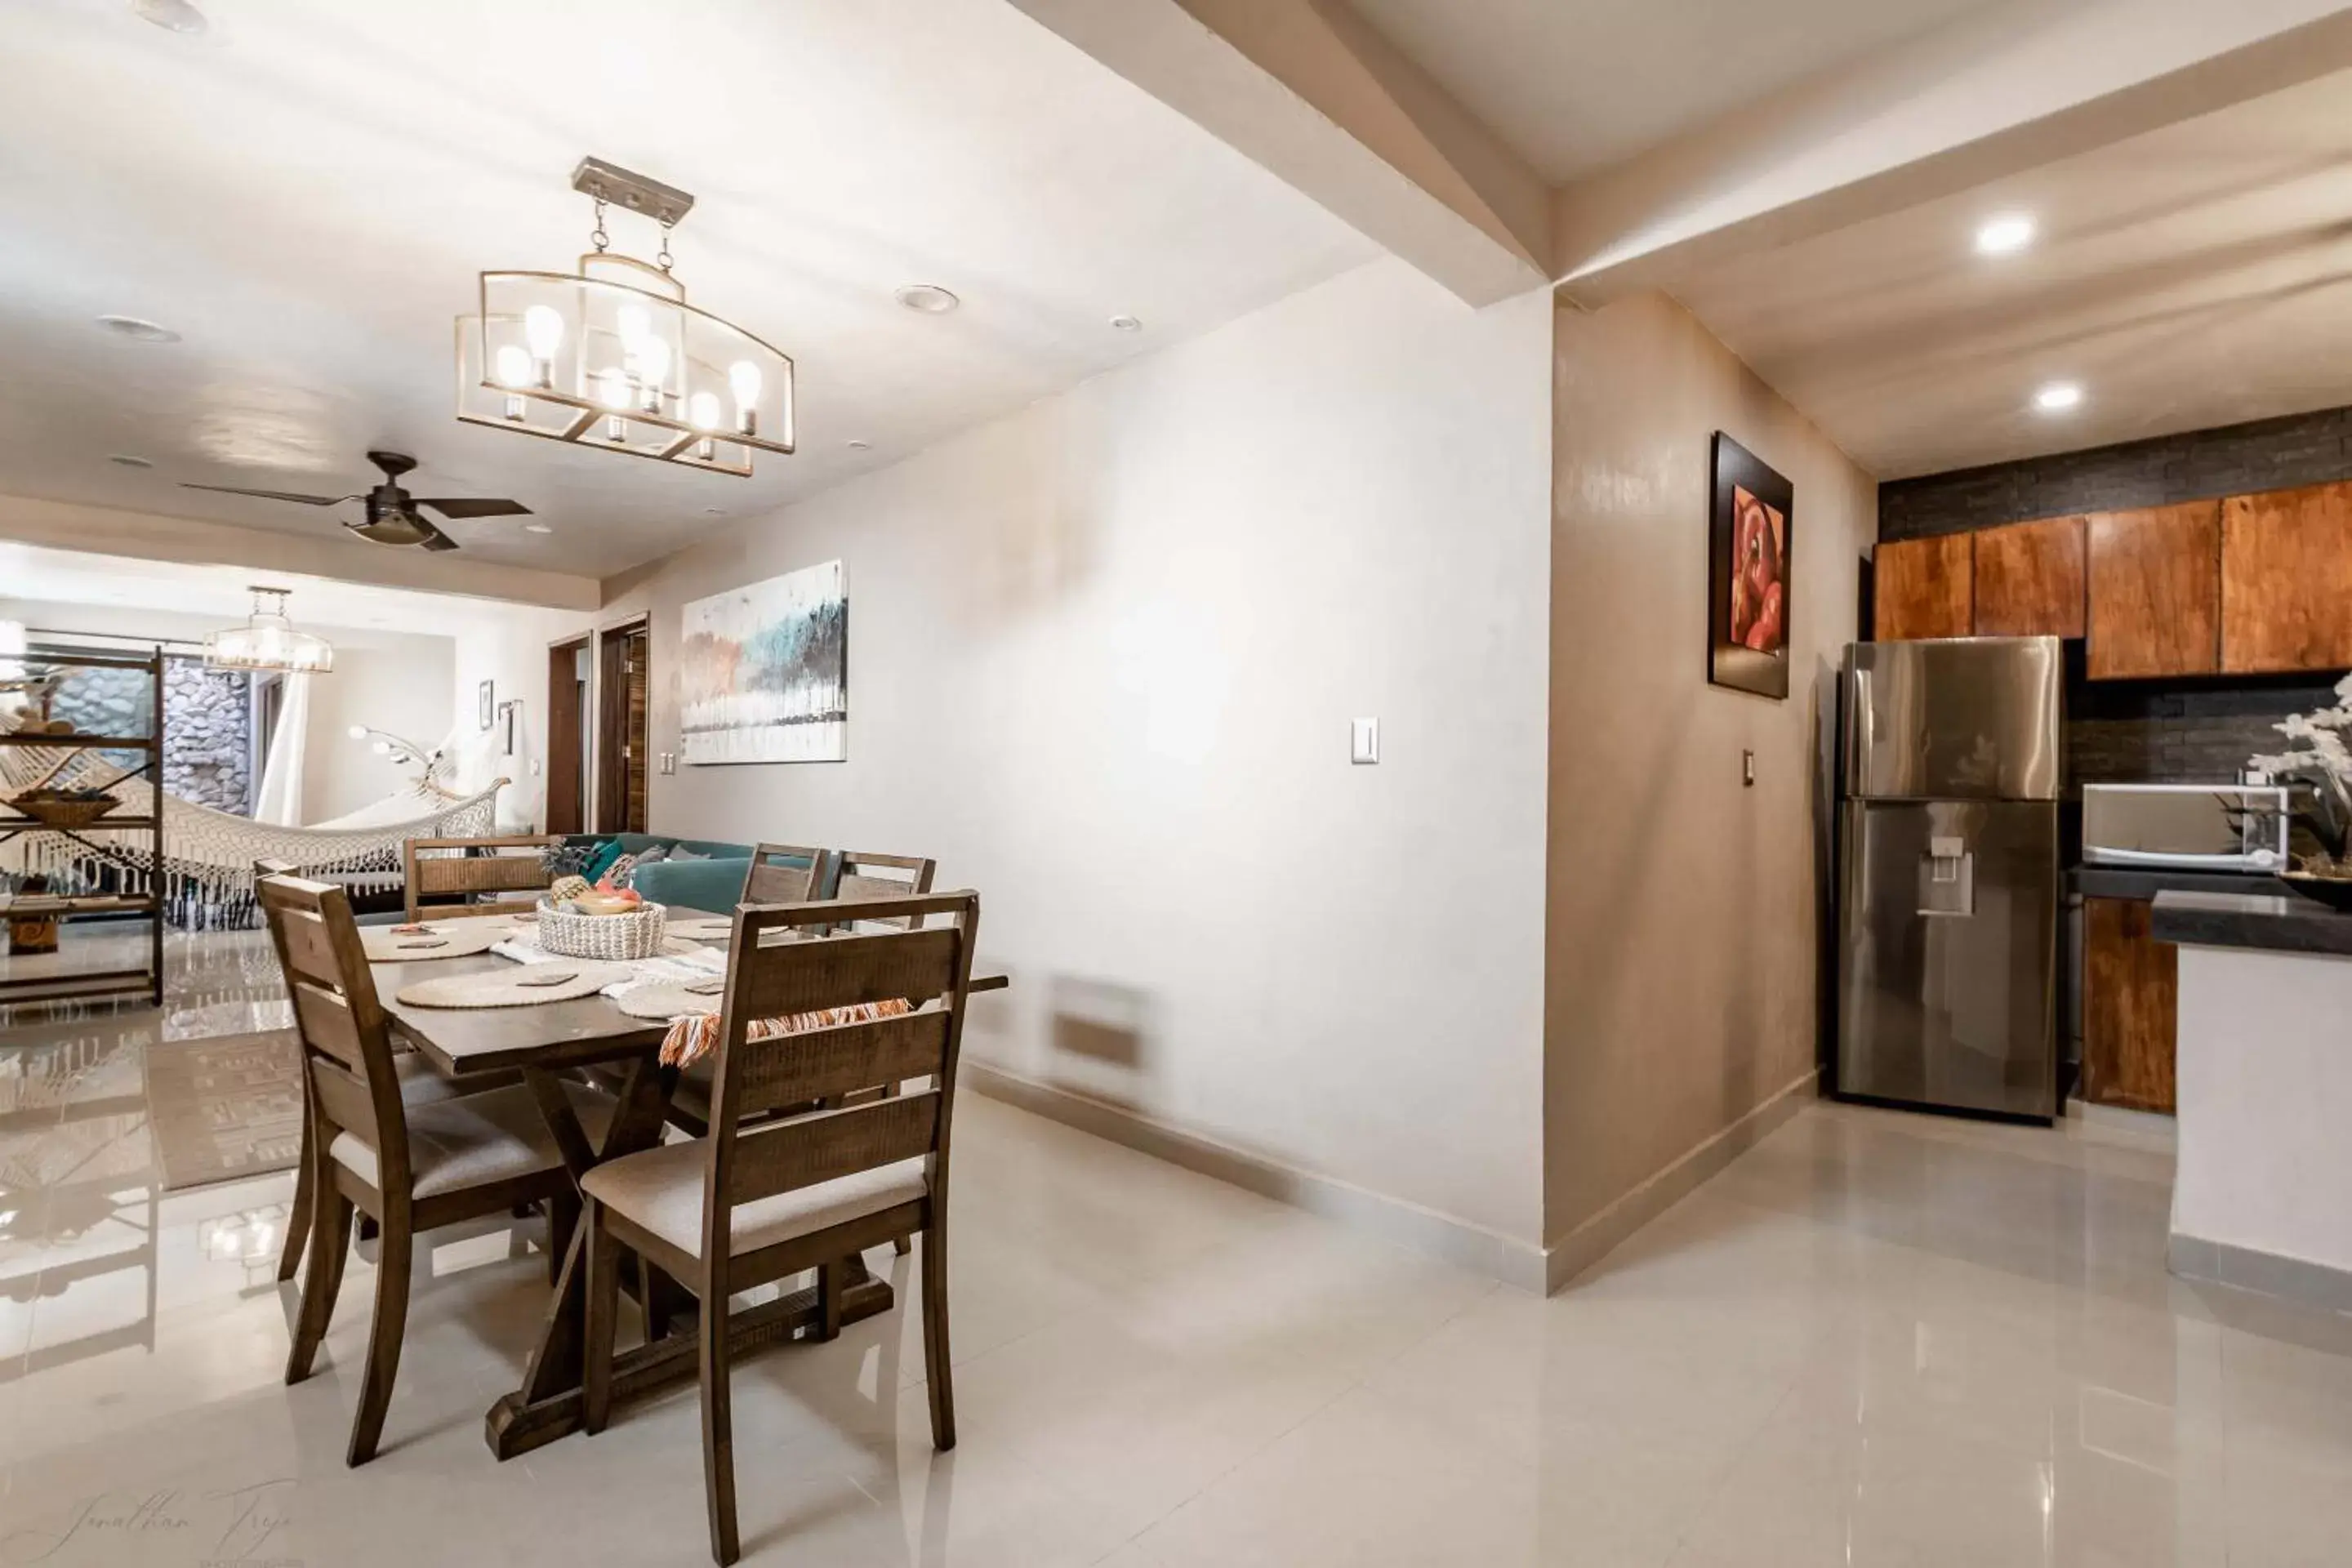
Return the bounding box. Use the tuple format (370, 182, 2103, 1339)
(590, 197, 610, 254)
(657, 219, 675, 274)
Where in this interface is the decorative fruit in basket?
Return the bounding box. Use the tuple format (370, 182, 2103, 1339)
(572, 887, 643, 917)
(548, 875, 592, 904)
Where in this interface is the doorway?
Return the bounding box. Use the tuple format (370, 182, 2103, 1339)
(595, 621, 649, 835)
(546, 635, 590, 835)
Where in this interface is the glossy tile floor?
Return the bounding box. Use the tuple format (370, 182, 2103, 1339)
(3, 934, 2352, 1563)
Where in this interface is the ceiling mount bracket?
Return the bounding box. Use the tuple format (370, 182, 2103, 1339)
(570, 158, 695, 227)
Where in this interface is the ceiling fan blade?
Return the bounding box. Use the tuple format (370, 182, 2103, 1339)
(418, 523, 461, 553)
(414, 497, 532, 519)
(180, 483, 353, 506)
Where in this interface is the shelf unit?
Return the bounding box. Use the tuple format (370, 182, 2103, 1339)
(0, 647, 166, 1009)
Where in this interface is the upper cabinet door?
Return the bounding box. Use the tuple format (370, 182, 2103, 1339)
(1873, 533, 1973, 640)
(2086, 501, 2221, 679)
(1972, 514, 2085, 638)
(2222, 482, 2352, 674)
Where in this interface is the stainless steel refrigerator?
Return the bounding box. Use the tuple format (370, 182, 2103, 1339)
(1837, 636, 2062, 1122)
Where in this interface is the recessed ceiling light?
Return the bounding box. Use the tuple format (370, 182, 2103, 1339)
(132, 0, 207, 34)
(894, 283, 960, 314)
(96, 314, 180, 343)
(1109, 314, 1143, 332)
(523, 523, 553, 534)
(2034, 381, 2083, 413)
(846, 439, 871, 451)
(701, 507, 725, 516)
(107, 454, 155, 469)
(1975, 214, 2036, 256)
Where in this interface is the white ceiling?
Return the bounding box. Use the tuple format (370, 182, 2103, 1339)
(1345, 0, 1997, 183)
(1667, 66, 2352, 479)
(0, 0, 1375, 578)
(0, 541, 482, 638)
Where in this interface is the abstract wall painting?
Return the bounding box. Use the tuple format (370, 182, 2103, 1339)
(678, 559, 848, 764)
(1708, 433, 1794, 699)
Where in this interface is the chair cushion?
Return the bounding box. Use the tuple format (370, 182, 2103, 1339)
(581, 1135, 925, 1260)
(330, 1080, 612, 1200)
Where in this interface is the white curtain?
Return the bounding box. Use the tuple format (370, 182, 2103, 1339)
(252, 671, 310, 826)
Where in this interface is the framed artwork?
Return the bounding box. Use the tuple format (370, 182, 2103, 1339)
(1708, 432, 1793, 699)
(679, 559, 848, 764)
(478, 679, 495, 730)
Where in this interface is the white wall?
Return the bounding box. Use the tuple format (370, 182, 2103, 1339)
(0, 598, 454, 822)
(448, 605, 596, 832)
(602, 260, 1555, 1260)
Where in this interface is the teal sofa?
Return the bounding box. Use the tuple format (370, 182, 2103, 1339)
(559, 833, 755, 913)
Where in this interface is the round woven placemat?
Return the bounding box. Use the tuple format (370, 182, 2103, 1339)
(395, 963, 626, 1009)
(665, 916, 735, 942)
(613, 981, 727, 1021)
(359, 922, 514, 962)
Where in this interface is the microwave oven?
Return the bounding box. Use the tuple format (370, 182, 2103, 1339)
(2081, 782, 2292, 872)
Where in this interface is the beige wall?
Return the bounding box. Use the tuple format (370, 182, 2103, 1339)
(1544, 292, 1874, 1284)
(601, 259, 1557, 1272)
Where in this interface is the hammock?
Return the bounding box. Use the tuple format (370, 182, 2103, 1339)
(1, 724, 505, 927)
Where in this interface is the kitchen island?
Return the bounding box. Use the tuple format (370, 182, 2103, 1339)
(2151, 889, 2352, 1311)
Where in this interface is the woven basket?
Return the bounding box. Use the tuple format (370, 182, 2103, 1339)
(535, 898, 668, 961)
(8, 792, 121, 829)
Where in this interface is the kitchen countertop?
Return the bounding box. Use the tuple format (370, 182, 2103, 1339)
(2071, 866, 2289, 902)
(2150, 889, 2352, 957)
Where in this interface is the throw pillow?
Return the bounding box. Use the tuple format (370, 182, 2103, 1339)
(542, 840, 604, 880)
(633, 844, 670, 866)
(599, 852, 640, 891)
(665, 845, 710, 862)
(581, 839, 629, 884)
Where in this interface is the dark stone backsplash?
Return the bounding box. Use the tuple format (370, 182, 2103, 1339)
(1881, 404, 2352, 541)
(2065, 674, 2338, 790)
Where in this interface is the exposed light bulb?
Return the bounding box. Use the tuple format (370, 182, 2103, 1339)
(728, 359, 762, 436)
(494, 344, 532, 387)
(688, 390, 722, 430)
(347, 725, 368, 740)
(523, 305, 564, 359)
(616, 304, 652, 353)
(370, 740, 392, 756)
(596, 368, 633, 410)
(636, 333, 670, 413)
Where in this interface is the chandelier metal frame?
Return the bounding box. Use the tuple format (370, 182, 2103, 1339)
(204, 586, 335, 675)
(455, 158, 796, 478)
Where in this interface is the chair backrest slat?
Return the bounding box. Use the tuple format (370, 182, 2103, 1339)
(405, 835, 559, 921)
(733, 926, 961, 1020)
(732, 1008, 953, 1117)
(830, 852, 937, 929)
(702, 890, 980, 1267)
(744, 843, 832, 905)
(728, 1090, 942, 1206)
(257, 872, 413, 1193)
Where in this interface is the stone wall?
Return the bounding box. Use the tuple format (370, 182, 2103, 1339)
(163, 660, 252, 813)
(1879, 404, 2352, 541)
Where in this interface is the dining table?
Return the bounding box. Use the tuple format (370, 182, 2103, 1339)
(369, 904, 1009, 1461)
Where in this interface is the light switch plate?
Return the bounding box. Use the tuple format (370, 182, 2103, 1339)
(1742, 749, 1755, 786)
(1351, 717, 1379, 765)
(659, 751, 676, 775)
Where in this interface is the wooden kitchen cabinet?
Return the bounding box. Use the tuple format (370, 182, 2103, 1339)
(1971, 514, 2085, 637)
(2085, 501, 2221, 679)
(1873, 533, 1974, 640)
(2082, 898, 2176, 1114)
(2221, 481, 2352, 673)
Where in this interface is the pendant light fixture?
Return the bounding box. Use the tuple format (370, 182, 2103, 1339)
(456, 158, 796, 476)
(205, 586, 335, 675)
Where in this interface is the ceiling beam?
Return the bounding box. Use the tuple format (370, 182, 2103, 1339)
(1553, 0, 2352, 305)
(0, 494, 600, 612)
(1006, 0, 1552, 305)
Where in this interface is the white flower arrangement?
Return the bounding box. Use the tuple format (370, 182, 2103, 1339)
(2247, 671, 2352, 869)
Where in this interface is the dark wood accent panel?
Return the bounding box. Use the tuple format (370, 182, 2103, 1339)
(2221, 481, 2352, 674)
(2085, 501, 2221, 679)
(2082, 898, 2176, 1114)
(546, 637, 587, 835)
(1971, 515, 2084, 637)
(594, 624, 649, 835)
(1873, 534, 1973, 640)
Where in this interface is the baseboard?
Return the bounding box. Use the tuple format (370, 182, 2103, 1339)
(1541, 1067, 1821, 1294)
(2170, 1231, 2352, 1315)
(962, 1061, 1551, 1294)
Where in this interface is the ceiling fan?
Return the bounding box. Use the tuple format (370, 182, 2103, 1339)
(181, 450, 530, 552)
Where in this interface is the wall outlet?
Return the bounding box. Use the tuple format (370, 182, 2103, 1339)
(528, 758, 542, 777)
(1351, 717, 1379, 765)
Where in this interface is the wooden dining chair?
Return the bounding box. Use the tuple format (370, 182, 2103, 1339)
(578, 890, 981, 1566)
(823, 853, 937, 1254)
(403, 834, 561, 922)
(742, 842, 835, 903)
(259, 871, 615, 1466)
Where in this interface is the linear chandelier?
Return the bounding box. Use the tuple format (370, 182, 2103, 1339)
(456, 158, 796, 477)
(205, 586, 334, 675)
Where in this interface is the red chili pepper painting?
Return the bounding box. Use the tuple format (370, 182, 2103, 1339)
(1708, 433, 1793, 698)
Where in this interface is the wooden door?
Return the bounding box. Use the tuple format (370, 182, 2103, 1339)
(1873, 534, 1973, 640)
(546, 636, 588, 835)
(594, 624, 650, 835)
(2082, 898, 2176, 1113)
(2085, 501, 2221, 679)
(1971, 514, 2085, 637)
(2221, 481, 2352, 673)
